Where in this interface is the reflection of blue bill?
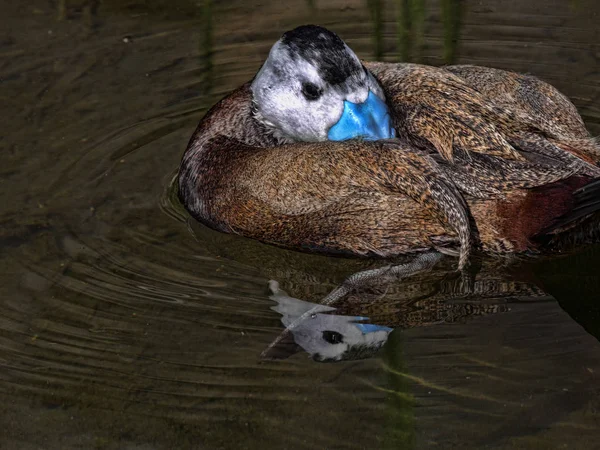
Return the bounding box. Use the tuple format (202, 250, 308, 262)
(355, 323, 393, 334)
(264, 280, 393, 362)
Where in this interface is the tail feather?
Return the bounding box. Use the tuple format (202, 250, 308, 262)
(537, 177, 600, 236)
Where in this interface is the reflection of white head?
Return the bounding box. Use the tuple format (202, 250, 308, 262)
(266, 281, 392, 362)
(250, 25, 386, 143)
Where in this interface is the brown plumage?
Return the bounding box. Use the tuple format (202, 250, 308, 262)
(178, 62, 600, 269)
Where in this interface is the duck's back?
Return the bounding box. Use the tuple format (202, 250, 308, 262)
(446, 65, 589, 140)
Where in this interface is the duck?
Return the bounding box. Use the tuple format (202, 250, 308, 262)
(178, 25, 600, 270)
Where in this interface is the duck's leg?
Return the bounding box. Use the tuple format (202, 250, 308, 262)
(319, 251, 444, 306)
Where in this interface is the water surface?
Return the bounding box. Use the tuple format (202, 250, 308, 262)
(2, 0, 600, 448)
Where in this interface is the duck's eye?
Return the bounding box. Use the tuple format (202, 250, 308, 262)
(301, 82, 322, 101)
(322, 330, 344, 344)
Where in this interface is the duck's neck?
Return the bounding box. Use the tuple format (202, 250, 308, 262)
(250, 104, 297, 145)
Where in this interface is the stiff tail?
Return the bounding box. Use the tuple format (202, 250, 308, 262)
(536, 177, 600, 237)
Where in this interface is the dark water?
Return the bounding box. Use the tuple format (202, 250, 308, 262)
(2, 1, 600, 448)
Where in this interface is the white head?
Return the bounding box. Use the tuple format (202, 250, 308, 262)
(251, 25, 391, 143)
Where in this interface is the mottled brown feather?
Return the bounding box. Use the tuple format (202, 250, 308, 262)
(179, 64, 600, 267)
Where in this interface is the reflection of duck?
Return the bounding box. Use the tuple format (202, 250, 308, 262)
(179, 25, 600, 269)
(262, 256, 554, 362)
(263, 255, 548, 362)
(263, 281, 392, 362)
